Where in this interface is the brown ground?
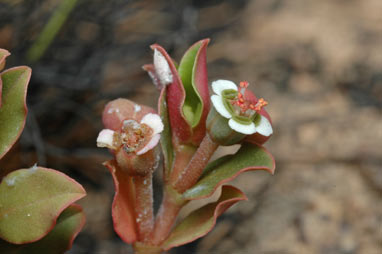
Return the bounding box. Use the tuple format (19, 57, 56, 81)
(0, 0, 381, 253)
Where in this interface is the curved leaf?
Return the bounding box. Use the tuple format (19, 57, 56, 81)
(0, 167, 86, 244)
(190, 39, 210, 144)
(0, 204, 86, 254)
(183, 142, 275, 200)
(150, 44, 192, 144)
(0, 48, 10, 72)
(0, 66, 31, 160)
(178, 39, 210, 144)
(0, 49, 11, 108)
(104, 160, 138, 243)
(178, 39, 207, 127)
(162, 185, 247, 250)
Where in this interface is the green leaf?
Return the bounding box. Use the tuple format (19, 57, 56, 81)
(0, 66, 31, 160)
(158, 88, 174, 180)
(0, 49, 10, 72)
(162, 185, 247, 250)
(178, 41, 207, 128)
(0, 204, 85, 254)
(0, 167, 86, 244)
(183, 142, 275, 200)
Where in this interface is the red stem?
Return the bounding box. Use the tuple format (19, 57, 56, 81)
(173, 134, 218, 193)
(134, 173, 154, 242)
(151, 187, 184, 245)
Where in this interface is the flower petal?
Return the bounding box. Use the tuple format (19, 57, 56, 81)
(211, 80, 237, 95)
(97, 129, 116, 149)
(228, 119, 256, 135)
(255, 115, 273, 137)
(140, 113, 164, 135)
(211, 95, 232, 119)
(153, 49, 173, 85)
(136, 133, 161, 155)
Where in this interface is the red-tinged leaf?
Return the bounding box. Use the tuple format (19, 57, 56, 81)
(150, 44, 192, 144)
(190, 39, 210, 144)
(162, 185, 247, 250)
(0, 167, 86, 244)
(0, 49, 11, 107)
(183, 142, 275, 200)
(158, 88, 174, 181)
(104, 160, 138, 244)
(178, 39, 211, 145)
(102, 98, 155, 131)
(0, 204, 86, 254)
(0, 67, 31, 160)
(0, 49, 10, 72)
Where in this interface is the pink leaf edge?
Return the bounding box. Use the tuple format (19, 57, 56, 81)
(186, 142, 276, 201)
(0, 167, 86, 244)
(150, 44, 192, 144)
(162, 185, 247, 250)
(0, 66, 31, 160)
(63, 203, 86, 251)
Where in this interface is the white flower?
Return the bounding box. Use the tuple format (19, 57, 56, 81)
(97, 129, 117, 149)
(211, 80, 273, 136)
(97, 113, 164, 155)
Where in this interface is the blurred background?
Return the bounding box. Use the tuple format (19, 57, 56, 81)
(0, 0, 381, 253)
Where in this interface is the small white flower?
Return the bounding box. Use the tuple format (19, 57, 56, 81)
(137, 113, 163, 155)
(211, 80, 273, 136)
(154, 49, 173, 85)
(97, 113, 164, 155)
(97, 129, 117, 149)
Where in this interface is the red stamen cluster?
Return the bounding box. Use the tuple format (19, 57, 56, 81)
(231, 81, 268, 115)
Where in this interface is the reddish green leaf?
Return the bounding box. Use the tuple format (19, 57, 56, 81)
(183, 142, 275, 200)
(104, 160, 138, 243)
(178, 39, 210, 144)
(0, 204, 86, 254)
(0, 66, 31, 160)
(150, 44, 192, 144)
(162, 185, 247, 250)
(0, 49, 11, 107)
(0, 167, 86, 244)
(0, 49, 10, 72)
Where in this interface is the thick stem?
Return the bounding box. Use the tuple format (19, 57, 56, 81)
(169, 144, 197, 184)
(134, 173, 154, 242)
(173, 134, 219, 193)
(151, 187, 185, 245)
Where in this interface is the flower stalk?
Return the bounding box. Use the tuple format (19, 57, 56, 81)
(134, 172, 154, 242)
(173, 134, 219, 193)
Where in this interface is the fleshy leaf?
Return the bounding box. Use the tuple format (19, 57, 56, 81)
(158, 88, 174, 181)
(0, 66, 31, 160)
(178, 39, 207, 127)
(150, 44, 192, 144)
(0, 167, 86, 244)
(104, 160, 137, 243)
(0, 49, 10, 72)
(178, 39, 210, 144)
(162, 185, 247, 250)
(183, 142, 275, 200)
(0, 204, 85, 254)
